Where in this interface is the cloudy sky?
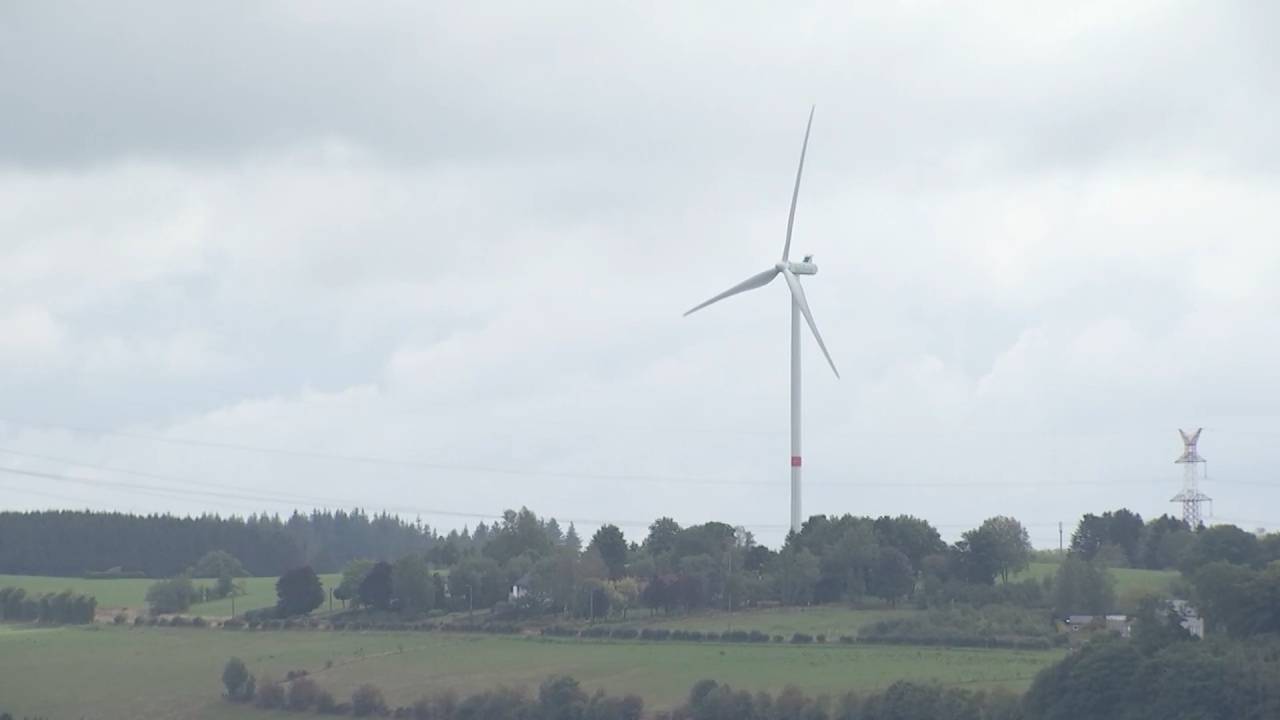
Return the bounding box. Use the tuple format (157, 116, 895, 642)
(2, 1, 1278, 547)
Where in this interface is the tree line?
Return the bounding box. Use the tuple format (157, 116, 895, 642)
(0, 508, 444, 577)
(0, 586, 96, 624)
(311, 508, 1041, 622)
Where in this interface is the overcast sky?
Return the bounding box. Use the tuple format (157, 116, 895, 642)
(2, 1, 1278, 547)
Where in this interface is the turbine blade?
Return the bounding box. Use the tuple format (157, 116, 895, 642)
(683, 268, 780, 316)
(781, 106, 815, 262)
(782, 268, 839, 378)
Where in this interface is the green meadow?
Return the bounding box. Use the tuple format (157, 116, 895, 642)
(0, 624, 1061, 719)
(0, 573, 341, 616)
(1013, 562, 1179, 610)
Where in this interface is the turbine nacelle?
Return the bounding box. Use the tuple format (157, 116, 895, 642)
(777, 260, 817, 276)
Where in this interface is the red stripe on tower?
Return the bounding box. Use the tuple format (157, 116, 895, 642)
(791, 456, 802, 467)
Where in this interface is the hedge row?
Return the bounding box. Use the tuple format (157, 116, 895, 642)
(0, 587, 97, 625)
(541, 626, 827, 645)
(856, 634, 1060, 650)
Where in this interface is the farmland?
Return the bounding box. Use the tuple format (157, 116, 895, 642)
(0, 566, 1175, 718)
(0, 574, 341, 617)
(0, 623, 1061, 719)
(1013, 562, 1179, 610)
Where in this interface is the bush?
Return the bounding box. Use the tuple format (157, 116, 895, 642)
(287, 676, 320, 711)
(145, 576, 195, 615)
(610, 628, 639, 640)
(83, 566, 148, 579)
(243, 607, 278, 624)
(352, 684, 388, 717)
(222, 657, 255, 702)
(113, 612, 128, 625)
(315, 690, 339, 714)
(816, 634, 826, 643)
(858, 605, 1056, 649)
(255, 679, 285, 710)
(791, 633, 814, 644)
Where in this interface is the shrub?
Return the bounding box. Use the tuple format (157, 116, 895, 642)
(610, 628, 639, 640)
(191, 616, 207, 627)
(412, 691, 458, 720)
(287, 676, 320, 711)
(222, 657, 255, 702)
(791, 633, 814, 644)
(255, 679, 285, 710)
(772, 634, 784, 643)
(145, 576, 195, 615)
(352, 684, 388, 717)
(816, 634, 827, 643)
(858, 605, 1056, 649)
(315, 690, 339, 714)
(113, 612, 128, 625)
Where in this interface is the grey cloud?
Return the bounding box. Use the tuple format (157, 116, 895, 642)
(2, 2, 1279, 546)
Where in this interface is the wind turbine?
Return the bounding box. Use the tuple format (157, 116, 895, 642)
(684, 106, 839, 535)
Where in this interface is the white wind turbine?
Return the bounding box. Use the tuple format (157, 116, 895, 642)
(684, 106, 839, 535)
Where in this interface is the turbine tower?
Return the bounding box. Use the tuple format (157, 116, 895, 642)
(684, 106, 839, 535)
(1171, 428, 1211, 528)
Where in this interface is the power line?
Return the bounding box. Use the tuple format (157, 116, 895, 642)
(0, 432, 1231, 490)
(0, 459, 1066, 535)
(0, 464, 708, 531)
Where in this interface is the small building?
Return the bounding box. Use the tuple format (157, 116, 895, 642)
(1063, 615, 1130, 638)
(510, 572, 533, 601)
(1065, 615, 1100, 631)
(1105, 615, 1131, 638)
(1171, 599, 1205, 639)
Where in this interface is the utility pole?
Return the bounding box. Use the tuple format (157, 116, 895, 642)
(467, 585, 474, 619)
(1059, 522, 1064, 553)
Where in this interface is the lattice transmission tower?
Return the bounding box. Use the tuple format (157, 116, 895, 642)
(1171, 428, 1212, 528)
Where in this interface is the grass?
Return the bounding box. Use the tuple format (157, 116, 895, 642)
(0, 574, 340, 616)
(1014, 562, 1180, 611)
(0, 624, 1063, 719)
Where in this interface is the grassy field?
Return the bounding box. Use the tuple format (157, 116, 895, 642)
(1014, 562, 1179, 610)
(0, 624, 1062, 719)
(0, 574, 341, 617)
